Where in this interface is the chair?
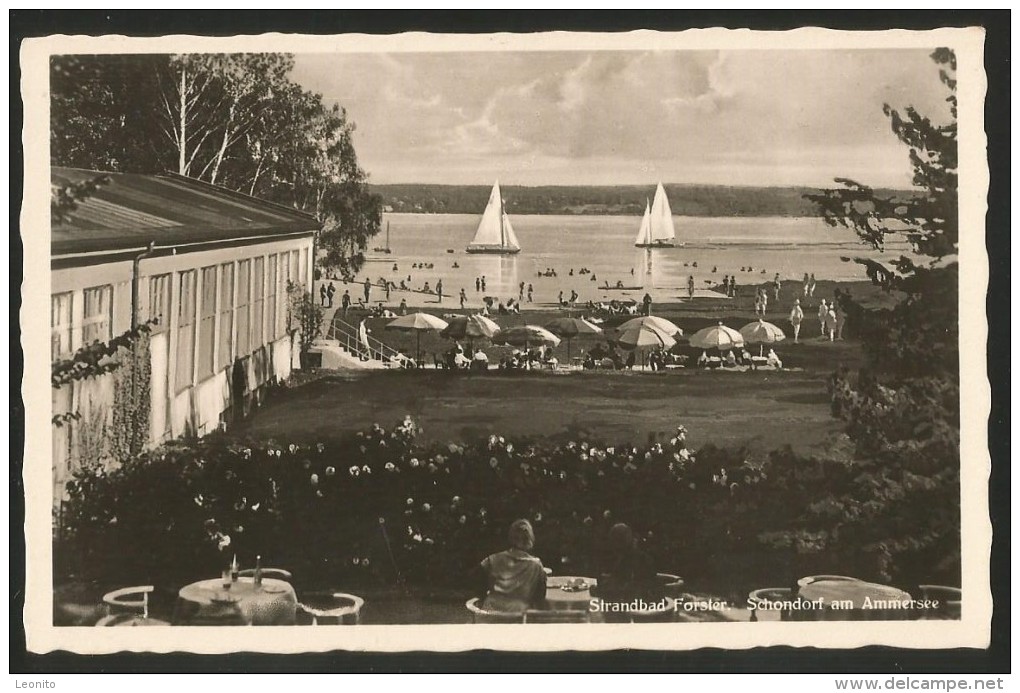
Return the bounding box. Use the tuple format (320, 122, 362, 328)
(297, 592, 365, 625)
(95, 585, 169, 626)
(747, 587, 795, 622)
(465, 598, 525, 624)
(237, 568, 293, 582)
(918, 585, 962, 620)
(656, 573, 686, 598)
(524, 609, 588, 624)
(796, 575, 861, 588)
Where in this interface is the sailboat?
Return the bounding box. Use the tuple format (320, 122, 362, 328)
(634, 182, 679, 248)
(466, 181, 522, 254)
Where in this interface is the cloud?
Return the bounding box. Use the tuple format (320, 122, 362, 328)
(291, 48, 953, 187)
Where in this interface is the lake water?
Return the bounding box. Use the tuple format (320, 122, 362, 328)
(348, 213, 914, 307)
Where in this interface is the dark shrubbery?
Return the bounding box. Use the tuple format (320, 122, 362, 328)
(57, 412, 959, 599)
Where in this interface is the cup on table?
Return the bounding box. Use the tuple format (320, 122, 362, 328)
(221, 569, 232, 590)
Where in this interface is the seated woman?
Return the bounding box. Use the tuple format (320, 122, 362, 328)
(478, 520, 548, 613)
(471, 348, 489, 370)
(724, 350, 738, 367)
(697, 350, 709, 367)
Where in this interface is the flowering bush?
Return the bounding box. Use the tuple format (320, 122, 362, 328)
(57, 414, 956, 597)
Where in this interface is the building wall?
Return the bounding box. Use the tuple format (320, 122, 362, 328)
(51, 235, 314, 498)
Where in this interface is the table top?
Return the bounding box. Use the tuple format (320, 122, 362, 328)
(176, 577, 297, 626)
(798, 578, 911, 609)
(546, 576, 598, 608)
(179, 577, 294, 604)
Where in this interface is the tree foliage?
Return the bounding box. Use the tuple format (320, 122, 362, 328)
(50, 53, 381, 277)
(796, 49, 962, 586)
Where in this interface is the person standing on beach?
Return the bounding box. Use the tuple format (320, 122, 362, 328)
(363, 278, 372, 304)
(341, 289, 351, 317)
(399, 297, 407, 315)
(817, 299, 829, 338)
(319, 283, 328, 307)
(519, 282, 525, 301)
(459, 288, 467, 309)
(729, 275, 737, 298)
(436, 279, 443, 303)
(761, 288, 769, 315)
(789, 298, 804, 343)
(808, 273, 817, 297)
(481, 276, 487, 292)
(687, 275, 695, 299)
(527, 284, 533, 303)
(826, 302, 837, 341)
(385, 281, 392, 302)
(803, 273, 810, 297)
(475, 277, 481, 292)
(773, 273, 782, 301)
(642, 292, 653, 316)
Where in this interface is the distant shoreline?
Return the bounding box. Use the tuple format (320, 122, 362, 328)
(372, 182, 916, 218)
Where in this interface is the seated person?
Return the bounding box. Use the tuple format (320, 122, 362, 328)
(724, 350, 738, 367)
(624, 351, 636, 369)
(582, 353, 596, 370)
(596, 523, 663, 615)
(697, 350, 709, 367)
(472, 348, 489, 370)
(766, 348, 783, 369)
(478, 520, 547, 613)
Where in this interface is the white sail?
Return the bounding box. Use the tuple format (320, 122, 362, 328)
(467, 181, 521, 253)
(634, 200, 651, 246)
(502, 213, 521, 251)
(468, 182, 504, 248)
(649, 182, 676, 243)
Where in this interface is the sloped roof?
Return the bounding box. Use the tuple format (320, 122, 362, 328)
(51, 167, 319, 257)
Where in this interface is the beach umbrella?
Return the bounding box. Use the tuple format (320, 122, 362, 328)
(739, 319, 786, 357)
(545, 316, 603, 360)
(616, 323, 677, 350)
(688, 322, 745, 351)
(617, 315, 683, 338)
(496, 325, 561, 349)
(440, 314, 502, 341)
(385, 312, 449, 363)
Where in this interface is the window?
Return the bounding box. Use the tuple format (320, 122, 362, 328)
(197, 266, 217, 380)
(266, 254, 279, 342)
(218, 263, 234, 369)
(82, 285, 113, 345)
(175, 270, 197, 392)
(51, 292, 73, 360)
(236, 260, 251, 356)
(148, 274, 171, 333)
(251, 257, 265, 348)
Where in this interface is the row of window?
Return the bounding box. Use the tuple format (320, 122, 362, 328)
(51, 248, 309, 393)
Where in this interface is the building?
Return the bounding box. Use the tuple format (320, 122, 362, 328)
(51, 167, 319, 498)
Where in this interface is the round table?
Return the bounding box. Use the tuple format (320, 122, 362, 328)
(794, 577, 915, 621)
(545, 576, 597, 611)
(174, 577, 298, 626)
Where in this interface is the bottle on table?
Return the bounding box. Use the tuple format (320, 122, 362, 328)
(230, 554, 239, 583)
(253, 555, 263, 588)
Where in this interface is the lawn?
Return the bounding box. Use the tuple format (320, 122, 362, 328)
(240, 338, 862, 453)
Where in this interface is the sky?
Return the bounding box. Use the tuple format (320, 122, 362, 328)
(290, 49, 952, 188)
